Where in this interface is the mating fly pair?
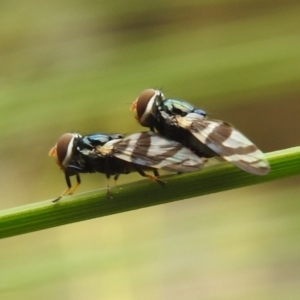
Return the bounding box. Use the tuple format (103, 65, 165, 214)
(49, 131, 203, 202)
(131, 89, 270, 176)
(50, 89, 270, 202)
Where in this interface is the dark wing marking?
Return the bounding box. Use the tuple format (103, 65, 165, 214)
(177, 113, 270, 175)
(97, 131, 203, 172)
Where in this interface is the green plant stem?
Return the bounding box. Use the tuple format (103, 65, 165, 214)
(0, 147, 299, 239)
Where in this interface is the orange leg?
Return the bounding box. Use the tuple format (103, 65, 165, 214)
(136, 168, 166, 186)
(53, 173, 81, 203)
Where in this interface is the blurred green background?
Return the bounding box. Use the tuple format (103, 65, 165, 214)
(1, 0, 300, 299)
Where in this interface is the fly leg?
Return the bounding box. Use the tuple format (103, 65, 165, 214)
(104, 156, 114, 199)
(153, 169, 160, 177)
(53, 173, 81, 203)
(135, 167, 166, 186)
(105, 174, 120, 199)
(105, 174, 112, 199)
(113, 174, 120, 186)
(68, 173, 81, 195)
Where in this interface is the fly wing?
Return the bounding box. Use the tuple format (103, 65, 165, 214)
(176, 113, 270, 175)
(99, 131, 203, 172)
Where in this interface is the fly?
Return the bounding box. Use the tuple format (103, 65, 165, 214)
(49, 131, 203, 202)
(131, 89, 270, 175)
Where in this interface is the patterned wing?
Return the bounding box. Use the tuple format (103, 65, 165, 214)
(98, 131, 203, 172)
(176, 113, 270, 175)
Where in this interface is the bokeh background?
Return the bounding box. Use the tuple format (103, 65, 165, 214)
(1, 1, 300, 299)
